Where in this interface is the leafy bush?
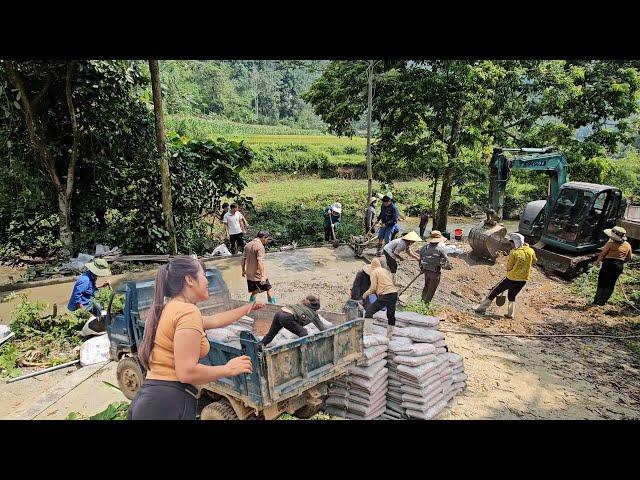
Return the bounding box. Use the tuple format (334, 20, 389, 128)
(400, 298, 437, 316)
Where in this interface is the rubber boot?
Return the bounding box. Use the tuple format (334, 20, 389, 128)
(376, 245, 384, 257)
(474, 297, 492, 314)
(386, 324, 394, 338)
(363, 318, 374, 334)
(268, 297, 278, 305)
(505, 301, 516, 319)
(249, 294, 257, 302)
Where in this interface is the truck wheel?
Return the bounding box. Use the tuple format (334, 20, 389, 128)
(200, 400, 239, 420)
(116, 356, 144, 400)
(294, 404, 322, 419)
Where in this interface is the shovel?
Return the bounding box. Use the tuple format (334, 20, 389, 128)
(495, 294, 506, 306)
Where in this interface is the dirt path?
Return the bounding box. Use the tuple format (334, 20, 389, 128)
(2, 244, 638, 419)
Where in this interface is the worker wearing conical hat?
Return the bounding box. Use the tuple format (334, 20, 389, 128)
(382, 231, 421, 281)
(418, 230, 452, 303)
(592, 226, 633, 306)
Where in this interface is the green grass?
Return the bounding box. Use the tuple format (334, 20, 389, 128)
(166, 115, 368, 176)
(245, 178, 434, 209)
(167, 114, 327, 137)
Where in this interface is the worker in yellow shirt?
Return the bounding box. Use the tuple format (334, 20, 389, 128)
(474, 232, 536, 319)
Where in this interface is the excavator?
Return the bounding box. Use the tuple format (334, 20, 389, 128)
(468, 147, 624, 277)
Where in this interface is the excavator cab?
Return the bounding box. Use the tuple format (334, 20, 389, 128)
(542, 182, 622, 252)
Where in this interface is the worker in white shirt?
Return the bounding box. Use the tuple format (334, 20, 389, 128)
(223, 203, 249, 254)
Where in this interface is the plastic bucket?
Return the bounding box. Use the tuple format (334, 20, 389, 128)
(454, 228, 463, 240)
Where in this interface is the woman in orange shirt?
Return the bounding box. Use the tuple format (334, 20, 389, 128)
(128, 256, 264, 420)
(592, 226, 633, 306)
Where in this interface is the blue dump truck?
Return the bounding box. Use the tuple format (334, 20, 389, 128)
(105, 268, 364, 420)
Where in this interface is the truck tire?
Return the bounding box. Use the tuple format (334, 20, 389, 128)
(116, 356, 144, 400)
(200, 400, 239, 420)
(294, 404, 322, 419)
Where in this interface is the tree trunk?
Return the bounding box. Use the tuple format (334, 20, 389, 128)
(434, 105, 465, 232)
(149, 60, 177, 254)
(3, 61, 75, 257)
(365, 61, 374, 219)
(57, 192, 73, 255)
(431, 174, 439, 228)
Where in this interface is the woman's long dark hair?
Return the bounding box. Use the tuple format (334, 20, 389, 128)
(138, 256, 205, 369)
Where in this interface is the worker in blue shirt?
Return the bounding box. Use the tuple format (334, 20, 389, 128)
(375, 195, 399, 256)
(68, 259, 112, 334)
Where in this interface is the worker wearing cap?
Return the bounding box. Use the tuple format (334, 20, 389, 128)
(382, 231, 421, 281)
(375, 194, 399, 256)
(418, 230, 452, 303)
(474, 232, 536, 319)
(242, 230, 278, 304)
(324, 202, 342, 242)
(592, 226, 633, 306)
(364, 197, 377, 235)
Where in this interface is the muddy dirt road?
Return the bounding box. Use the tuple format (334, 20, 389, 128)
(1, 244, 639, 419)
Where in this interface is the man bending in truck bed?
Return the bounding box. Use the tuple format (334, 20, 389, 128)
(259, 294, 326, 348)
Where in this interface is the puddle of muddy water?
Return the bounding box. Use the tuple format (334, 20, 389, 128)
(0, 246, 367, 324)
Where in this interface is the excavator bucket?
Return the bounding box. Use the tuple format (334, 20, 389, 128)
(468, 221, 512, 261)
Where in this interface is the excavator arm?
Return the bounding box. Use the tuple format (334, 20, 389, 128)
(488, 147, 568, 220)
(469, 147, 568, 260)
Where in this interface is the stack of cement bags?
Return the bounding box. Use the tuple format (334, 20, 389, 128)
(325, 333, 389, 420)
(369, 310, 467, 420)
(380, 335, 412, 419)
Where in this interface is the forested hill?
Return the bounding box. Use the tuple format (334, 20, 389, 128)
(138, 60, 329, 130)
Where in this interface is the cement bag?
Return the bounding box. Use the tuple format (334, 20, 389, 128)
(360, 351, 388, 367)
(401, 327, 445, 343)
(212, 244, 232, 256)
(395, 311, 440, 328)
(206, 327, 235, 343)
(364, 344, 388, 360)
(336, 371, 388, 392)
(79, 335, 110, 366)
(394, 354, 436, 367)
(399, 343, 436, 357)
(369, 324, 388, 336)
(452, 372, 468, 383)
(447, 352, 463, 364)
(348, 358, 387, 380)
(364, 334, 389, 348)
(405, 399, 447, 420)
(435, 347, 447, 355)
(435, 339, 447, 348)
(388, 338, 413, 352)
(402, 389, 443, 406)
(397, 360, 440, 379)
(317, 315, 334, 329)
(400, 381, 442, 398)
